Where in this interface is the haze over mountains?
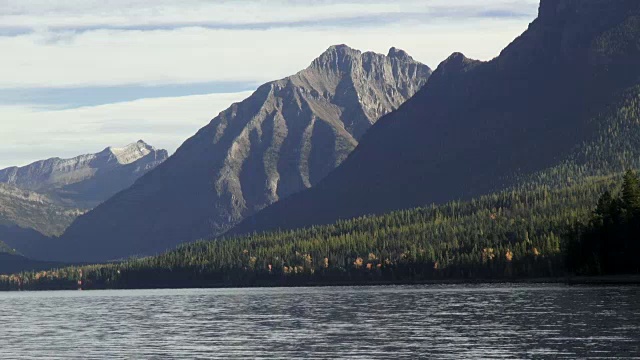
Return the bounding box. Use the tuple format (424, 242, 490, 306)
(0, 141, 167, 261)
(230, 0, 640, 235)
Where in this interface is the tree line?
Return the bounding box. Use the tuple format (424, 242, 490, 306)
(566, 170, 640, 275)
(1, 171, 633, 291)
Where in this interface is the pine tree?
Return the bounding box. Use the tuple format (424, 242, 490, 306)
(621, 170, 640, 215)
(594, 190, 615, 226)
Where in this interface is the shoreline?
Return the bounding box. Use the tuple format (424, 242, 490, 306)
(3, 274, 640, 292)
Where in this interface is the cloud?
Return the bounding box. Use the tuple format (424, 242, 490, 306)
(0, 0, 540, 168)
(0, 18, 535, 89)
(0, 82, 258, 108)
(0, 0, 538, 89)
(1, 1, 538, 31)
(0, 91, 253, 168)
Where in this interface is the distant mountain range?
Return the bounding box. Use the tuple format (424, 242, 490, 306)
(0, 140, 168, 209)
(0, 182, 81, 236)
(0, 141, 167, 259)
(229, 0, 640, 235)
(42, 45, 432, 262)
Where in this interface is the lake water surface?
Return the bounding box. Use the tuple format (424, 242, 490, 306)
(0, 285, 639, 359)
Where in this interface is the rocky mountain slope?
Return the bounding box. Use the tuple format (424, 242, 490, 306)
(0, 142, 167, 263)
(0, 140, 168, 208)
(0, 183, 81, 236)
(230, 0, 640, 235)
(0, 182, 79, 257)
(0, 240, 15, 254)
(44, 45, 431, 262)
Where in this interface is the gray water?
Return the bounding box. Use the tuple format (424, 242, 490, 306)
(0, 285, 639, 359)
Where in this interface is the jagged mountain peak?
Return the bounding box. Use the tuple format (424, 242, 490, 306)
(442, 52, 471, 64)
(309, 44, 362, 71)
(49, 46, 433, 262)
(308, 44, 424, 75)
(326, 43, 357, 52)
(387, 47, 411, 60)
(227, 0, 640, 238)
(105, 140, 156, 165)
(0, 141, 168, 208)
(437, 52, 479, 72)
(0, 141, 168, 254)
(318, 44, 360, 57)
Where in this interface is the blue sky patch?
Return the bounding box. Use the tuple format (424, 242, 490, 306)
(0, 81, 259, 109)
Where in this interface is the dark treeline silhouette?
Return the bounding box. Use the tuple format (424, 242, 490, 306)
(566, 171, 640, 275)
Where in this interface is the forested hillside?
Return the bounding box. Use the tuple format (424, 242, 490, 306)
(230, 0, 640, 237)
(567, 171, 640, 275)
(1, 171, 630, 290)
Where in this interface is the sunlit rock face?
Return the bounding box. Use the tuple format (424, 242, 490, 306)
(229, 0, 640, 237)
(0, 140, 168, 208)
(55, 45, 432, 262)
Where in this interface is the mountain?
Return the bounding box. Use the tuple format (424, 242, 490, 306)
(0, 225, 61, 276)
(0, 182, 76, 257)
(0, 171, 624, 289)
(0, 239, 15, 254)
(0, 140, 168, 209)
(0, 141, 167, 260)
(230, 0, 640, 236)
(0, 252, 63, 275)
(0, 182, 81, 237)
(45, 45, 432, 262)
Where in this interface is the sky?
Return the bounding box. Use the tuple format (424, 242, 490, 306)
(0, 0, 539, 169)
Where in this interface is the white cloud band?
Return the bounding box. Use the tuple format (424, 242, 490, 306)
(0, 0, 539, 168)
(0, 91, 252, 168)
(0, 19, 533, 88)
(2, 1, 537, 30)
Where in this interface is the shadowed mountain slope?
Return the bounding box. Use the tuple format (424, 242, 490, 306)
(47, 45, 432, 262)
(230, 0, 640, 236)
(0, 252, 64, 275)
(0, 142, 167, 257)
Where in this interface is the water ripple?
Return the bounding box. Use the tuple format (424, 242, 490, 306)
(0, 284, 639, 359)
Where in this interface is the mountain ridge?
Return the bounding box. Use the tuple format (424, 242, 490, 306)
(36, 45, 432, 262)
(0, 140, 168, 208)
(229, 0, 640, 236)
(0, 182, 82, 237)
(0, 141, 168, 262)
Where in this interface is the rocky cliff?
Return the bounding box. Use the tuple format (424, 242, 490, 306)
(49, 45, 432, 262)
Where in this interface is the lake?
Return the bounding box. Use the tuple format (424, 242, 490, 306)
(0, 285, 639, 359)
